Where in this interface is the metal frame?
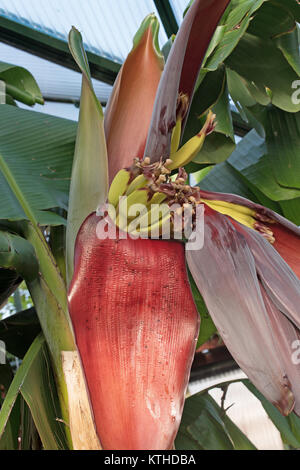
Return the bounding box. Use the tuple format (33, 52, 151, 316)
(154, 0, 179, 37)
(0, 15, 249, 130)
(190, 347, 239, 382)
(0, 16, 120, 85)
(232, 111, 251, 137)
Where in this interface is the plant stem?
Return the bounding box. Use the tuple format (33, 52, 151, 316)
(22, 223, 76, 448)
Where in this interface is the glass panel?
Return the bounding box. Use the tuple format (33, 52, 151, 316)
(0, 42, 112, 103)
(18, 101, 80, 121)
(169, 0, 188, 24)
(0, 0, 168, 63)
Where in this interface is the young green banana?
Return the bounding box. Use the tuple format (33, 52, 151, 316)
(108, 168, 131, 207)
(168, 110, 216, 171)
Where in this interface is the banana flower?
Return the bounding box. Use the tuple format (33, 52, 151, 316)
(67, 0, 300, 451)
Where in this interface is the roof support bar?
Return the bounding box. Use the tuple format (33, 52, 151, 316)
(0, 17, 249, 134)
(154, 0, 179, 37)
(0, 16, 120, 85)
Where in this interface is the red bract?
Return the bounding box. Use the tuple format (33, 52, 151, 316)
(272, 225, 300, 280)
(68, 213, 199, 450)
(104, 15, 164, 183)
(187, 202, 300, 415)
(145, 0, 230, 161)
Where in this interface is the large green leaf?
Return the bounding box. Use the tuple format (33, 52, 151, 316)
(226, 32, 300, 113)
(0, 230, 39, 281)
(200, 161, 260, 202)
(0, 230, 39, 309)
(199, 158, 283, 215)
(0, 334, 68, 450)
(231, 155, 300, 202)
(203, 0, 266, 72)
(227, 69, 265, 136)
(0, 62, 43, 106)
(187, 65, 226, 119)
(279, 198, 300, 226)
(0, 104, 76, 224)
(176, 389, 256, 450)
(0, 365, 20, 450)
(247, 1, 300, 77)
(184, 65, 235, 164)
(197, 80, 235, 164)
(265, 107, 300, 190)
(247, 0, 297, 39)
(0, 307, 40, 358)
(275, 26, 300, 76)
(0, 269, 21, 310)
(281, 0, 300, 22)
(227, 68, 256, 108)
(227, 129, 300, 201)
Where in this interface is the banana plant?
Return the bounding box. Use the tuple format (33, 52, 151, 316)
(67, 0, 300, 451)
(0, 0, 300, 451)
(67, 0, 230, 450)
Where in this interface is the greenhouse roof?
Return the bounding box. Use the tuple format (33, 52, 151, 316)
(0, 0, 189, 81)
(0, 0, 190, 119)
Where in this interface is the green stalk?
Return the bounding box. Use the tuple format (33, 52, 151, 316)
(26, 278, 74, 447)
(0, 153, 75, 447)
(50, 224, 67, 286)
(23, 224, 76, 448)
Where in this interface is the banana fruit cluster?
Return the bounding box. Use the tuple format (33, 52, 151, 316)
(202, 198, 276, 243)
(107, 110, 216, 237)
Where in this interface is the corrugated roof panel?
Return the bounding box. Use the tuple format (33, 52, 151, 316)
(169, 0, 188, 24)
(0, 0, 168, 63)
(18, 101, 79, 121)
(0, 42, 112, 103)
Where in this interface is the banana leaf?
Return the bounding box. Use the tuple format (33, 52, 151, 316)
(0, 333, 68, 450)
(226, 33, 300, 113)
(0, 62, 43, 106)
(176, 387, 256, 450)
(0, 230, 39, 311)
(202, 0, 265, 73)
(227, 129, 300, 203)
(0, 307, 40, 359)
(0, 365, 20, 450)
(0, 104, 76, 224)
(0, 269, 21, 310)
(265, 107, 300, 190)
(183, 65, 235, 164)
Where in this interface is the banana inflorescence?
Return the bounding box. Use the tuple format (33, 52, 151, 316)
(107, 109, 216, 237)
(107, 158, 202, 237)
(107, 106, 275, 245)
